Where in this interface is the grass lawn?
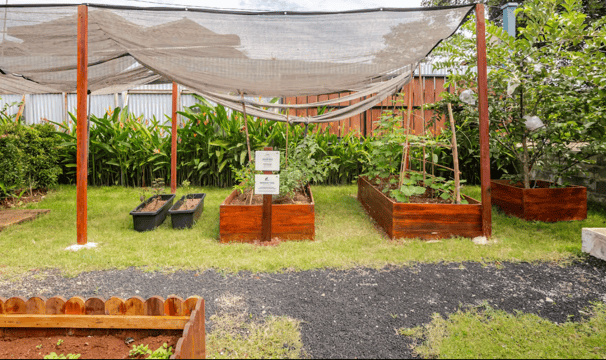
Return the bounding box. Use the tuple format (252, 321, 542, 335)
(0, 184, 605, 278)
(399, 302, 606, 359)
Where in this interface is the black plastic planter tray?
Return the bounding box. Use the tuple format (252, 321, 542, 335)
(169, 193, 206, 229)
(130, 194, 176, 232)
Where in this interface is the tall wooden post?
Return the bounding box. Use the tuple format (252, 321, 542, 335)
(262, 147, 273, 242)
(76, 5, 88, 245)
(171, 82, 178, 194)
(476, 4, 492, 238)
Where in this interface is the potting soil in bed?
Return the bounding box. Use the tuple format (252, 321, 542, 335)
(0, 333, 180, 359)
(178, 198, 201, 211)
(136, 200, 167, 212)
(231, 189, 310, 205)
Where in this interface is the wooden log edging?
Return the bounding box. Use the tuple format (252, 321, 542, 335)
(0, 295, 205, 359)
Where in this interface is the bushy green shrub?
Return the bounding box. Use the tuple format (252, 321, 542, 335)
(0, 122, 62, 197)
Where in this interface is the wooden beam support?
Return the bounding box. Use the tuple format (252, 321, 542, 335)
(171, 82, 178, 194)
(476, 4, 492, 238)
(76, 5, 88, 245)
(0, 315, 189, 330)
(262, 147, 273, 242)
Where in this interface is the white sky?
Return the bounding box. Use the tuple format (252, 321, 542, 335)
(5, 0, 423, 12)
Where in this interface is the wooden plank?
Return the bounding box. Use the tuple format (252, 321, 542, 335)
(105, 296, 125, 315)
(476, 3, 492, 238)
(0, 315, 189, 329)
(183, 297, 200, 317)
(76, 4, 88, 245)
(192, 299, 205, 359)
(45, 297, 66, 315)
(25, 297, 46, 314)
(125, 297, 145, 315)
(145, 296, 165, 316)
(65, 297, 85, 315)
(85, 297, 105, 315)
(5, 297, 27, 314)
(165, 296, 184, 316)
(173, 338, 184, 359)
(0, 297, 5, 315)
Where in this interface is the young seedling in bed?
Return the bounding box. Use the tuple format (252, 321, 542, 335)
(44, 353, 80, 359)
(129, 343, 173, 359)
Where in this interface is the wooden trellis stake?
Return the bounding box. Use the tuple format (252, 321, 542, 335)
(447, 103, 461, 204)
(171, 82, 178, 194)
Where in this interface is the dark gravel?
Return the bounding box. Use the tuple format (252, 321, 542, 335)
(2, 258, 606, 359)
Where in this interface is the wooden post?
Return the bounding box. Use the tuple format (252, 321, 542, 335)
(76, 5, 88, 245)
(476, 3, 492, 237)
(171, 82, 178, 194)
(262, 147, 273, 242)
(241, 93, 252, 163)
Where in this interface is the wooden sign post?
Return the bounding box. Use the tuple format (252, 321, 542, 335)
(255, 147, 280, 242)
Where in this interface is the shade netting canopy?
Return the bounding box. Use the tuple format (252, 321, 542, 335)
(0, 4, 474, 122)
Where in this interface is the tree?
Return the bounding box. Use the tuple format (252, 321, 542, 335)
(430, 0, 606, 188)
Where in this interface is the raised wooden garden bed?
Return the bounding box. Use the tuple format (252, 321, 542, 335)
(491, 179, 587, 222)
(357, 176, 483, 240)
(220, 185, 315, 243)
(0, 295, 205, 359)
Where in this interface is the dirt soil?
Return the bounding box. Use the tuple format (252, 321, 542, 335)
(370, 176, 454, 204)
(0, 333, 180, 359)
(231, 188, 310, 205)
(177, 198, 201, 211)
(0, 189, 47, 209)
(136, 200, 167, 213)
(2, 259, 605, 359)
(0, 209, 50, 231)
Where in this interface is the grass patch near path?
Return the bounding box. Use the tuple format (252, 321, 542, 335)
(0, 184, 605, 277)
(399, 302, 606, 359)
(206, 294, 303, 359)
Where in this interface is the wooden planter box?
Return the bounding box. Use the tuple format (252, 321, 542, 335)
(0, 295, 205, 359)
(491, 179, 587, 222)
(220, 185, 315, 243)
(357, 176, 483, 240)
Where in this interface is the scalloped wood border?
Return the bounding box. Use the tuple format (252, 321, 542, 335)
(0, 295, 205, 359)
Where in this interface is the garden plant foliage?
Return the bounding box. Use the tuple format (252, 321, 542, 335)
(51, 96, 371, 189)
(0, 122, 62, 199)
(431, 0, 606, 187)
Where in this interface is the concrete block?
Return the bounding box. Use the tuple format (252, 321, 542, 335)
(582, 228, 606, 262)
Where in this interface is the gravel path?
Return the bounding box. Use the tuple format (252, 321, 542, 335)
(2, 258, 606, 359)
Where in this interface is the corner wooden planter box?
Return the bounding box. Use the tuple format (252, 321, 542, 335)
(491, 179, 587, 222)
(357, 176, 483, 240)
(220, 185, 315, 243)
(0, 295, 205, 359)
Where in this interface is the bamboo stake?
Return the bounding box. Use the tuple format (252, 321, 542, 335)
(15, 95, 25, 123)
(398, 67, 415, 188)
(447, 103, 461, 204)
(240, 93, 252, 163)
(422, 146, 426, 183)
(407, 158, 462, 174)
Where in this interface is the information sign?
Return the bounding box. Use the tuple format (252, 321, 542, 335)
(255, 151, 280, 172)
(255, 174, 280, 195)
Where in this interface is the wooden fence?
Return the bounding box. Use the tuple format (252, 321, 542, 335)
(284, 76, 452, 137)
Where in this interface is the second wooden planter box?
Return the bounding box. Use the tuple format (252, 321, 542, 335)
(219, 185, 315, 243)
(0, 295, 205, 359)
(491, 179, 587, 222)
(357, 176, 483, 240)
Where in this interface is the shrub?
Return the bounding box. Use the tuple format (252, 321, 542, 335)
(0, 122, 62, 197)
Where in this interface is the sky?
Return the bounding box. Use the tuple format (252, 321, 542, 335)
(6, 0, 424, 12)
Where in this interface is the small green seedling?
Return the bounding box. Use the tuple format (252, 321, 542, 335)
(43, 352, 80, 359)
(129, 343, 173, 359)
(56, 339, 63, 346)
(37, 344, 43, 350)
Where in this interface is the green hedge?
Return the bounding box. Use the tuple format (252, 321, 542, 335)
(0, 122, 62, 197)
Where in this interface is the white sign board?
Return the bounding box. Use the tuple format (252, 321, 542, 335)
(255, 174, 280, 195)
(255, 151, 280, 172)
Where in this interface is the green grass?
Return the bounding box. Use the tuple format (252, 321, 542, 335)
(1, 184, 605, 277)
(398, 302, 606, 358)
